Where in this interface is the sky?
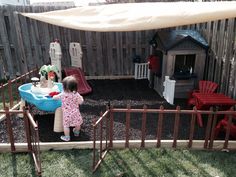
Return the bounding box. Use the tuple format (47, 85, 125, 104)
(30, 0, 106, 6)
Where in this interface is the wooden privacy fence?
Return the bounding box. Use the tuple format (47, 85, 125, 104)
(0, 107, 41, 176)
(0, 5, 235, 99)
(191, 18, 236, 98)
(0, 5, 151, 79)
(92, 105, 236, 172)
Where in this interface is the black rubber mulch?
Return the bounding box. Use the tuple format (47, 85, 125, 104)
(33, 79, 223, 142)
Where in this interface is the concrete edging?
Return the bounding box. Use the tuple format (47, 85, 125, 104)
(1, 140, 236, 152)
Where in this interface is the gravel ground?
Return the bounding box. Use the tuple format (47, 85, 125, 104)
(0, 79, 217, 143)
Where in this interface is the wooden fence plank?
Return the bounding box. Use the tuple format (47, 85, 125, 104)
(222, 19, 235, 94)
(107, 32, 114, 75)
(215, 20, 226, 85)
(17, 7, 34, 71)
(95, 32, 104, 75)
(85, 31, 95, 75)
(8, 6, 22, 75)
(29, 6, 43, 67)
(0, 9, 14, 77)
(13, 11, 29, 74)
(231, 44, 236, 98)
(116, 32, 122, 75)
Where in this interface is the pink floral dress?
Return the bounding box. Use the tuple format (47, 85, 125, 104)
(54, 92, 83, 127)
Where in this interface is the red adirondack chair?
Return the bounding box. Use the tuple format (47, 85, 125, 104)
(187, 80, 218, 106)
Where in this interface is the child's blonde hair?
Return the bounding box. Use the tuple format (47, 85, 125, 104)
(62, 76, 78, 92)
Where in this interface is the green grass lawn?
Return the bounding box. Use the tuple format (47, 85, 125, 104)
(0, 148, 236, 177)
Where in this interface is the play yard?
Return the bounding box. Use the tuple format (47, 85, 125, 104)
(0, 79, 185, 143)
(0, 78, 232, 144)
(0, 1, 236, 176)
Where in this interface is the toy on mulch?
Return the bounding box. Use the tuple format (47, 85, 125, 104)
(214, 114, 236, 139)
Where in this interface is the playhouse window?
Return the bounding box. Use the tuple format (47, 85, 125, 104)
(174, 54, 195, 74)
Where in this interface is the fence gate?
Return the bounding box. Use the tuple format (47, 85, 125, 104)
(92, 107, 111, 172)
(1, 107, 42, 176)
(25, 109, 42, 176)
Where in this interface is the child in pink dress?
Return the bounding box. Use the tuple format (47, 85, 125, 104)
(53, 76, 84, 141)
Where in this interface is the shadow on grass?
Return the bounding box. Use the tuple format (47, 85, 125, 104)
(168, 149, 210, 177)
(10, 153, 37, 177)
(129, 149, 159, 176)
(11, 154, 17, 177)
(1, 148, 236, 176)
(97, 150, 136, 177)
(184, 150, 236, 177)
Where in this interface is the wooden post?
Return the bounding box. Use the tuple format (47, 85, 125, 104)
(188, 107, 196, 148)
(92, 118, 97, 170)
(141, 105, 147, 148)
(99, 112, 103, 159)
(5, 107, 15, 152)
(23, 107, 32, 151)
(209, 109, 219, 149)
(109, 105, 114, 148)
(223, 107, 234, 149)
(105, 105, 109, 149)
(173, 106, 180, 148)
(204, 107, 214, 149)
(125, 104, 131, 148)
(156, 105, 164, 148)
(7, 80, 13, 108)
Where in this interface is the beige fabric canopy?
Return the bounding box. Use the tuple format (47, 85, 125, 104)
(21, 2, 236, 32)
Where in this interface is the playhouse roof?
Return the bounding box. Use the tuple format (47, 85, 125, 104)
(20, 1, 236, 32)
(156, 30, 209, 51)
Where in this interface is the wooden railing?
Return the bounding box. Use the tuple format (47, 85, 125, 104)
(0, 68, 41, 175)
(0, 67, 38, 121)
(92, 105, 236, 172)
(92, 106, 111, 172)
(0, 107, 41, 176)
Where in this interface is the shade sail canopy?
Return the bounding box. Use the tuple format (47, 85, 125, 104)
(21, 2, 236, 32)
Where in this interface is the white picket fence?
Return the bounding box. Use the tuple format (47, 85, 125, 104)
(134, 63, 150, 80)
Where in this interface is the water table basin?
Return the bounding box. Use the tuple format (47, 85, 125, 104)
(18, 83, 63, 112)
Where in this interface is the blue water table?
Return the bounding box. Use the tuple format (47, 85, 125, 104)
(18, 82, 63, 112)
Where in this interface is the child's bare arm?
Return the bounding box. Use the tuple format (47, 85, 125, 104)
(53, 93, 63, 100)
(78, 94, 84, 104)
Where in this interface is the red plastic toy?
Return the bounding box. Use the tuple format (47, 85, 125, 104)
(214, 114, 236, 139)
